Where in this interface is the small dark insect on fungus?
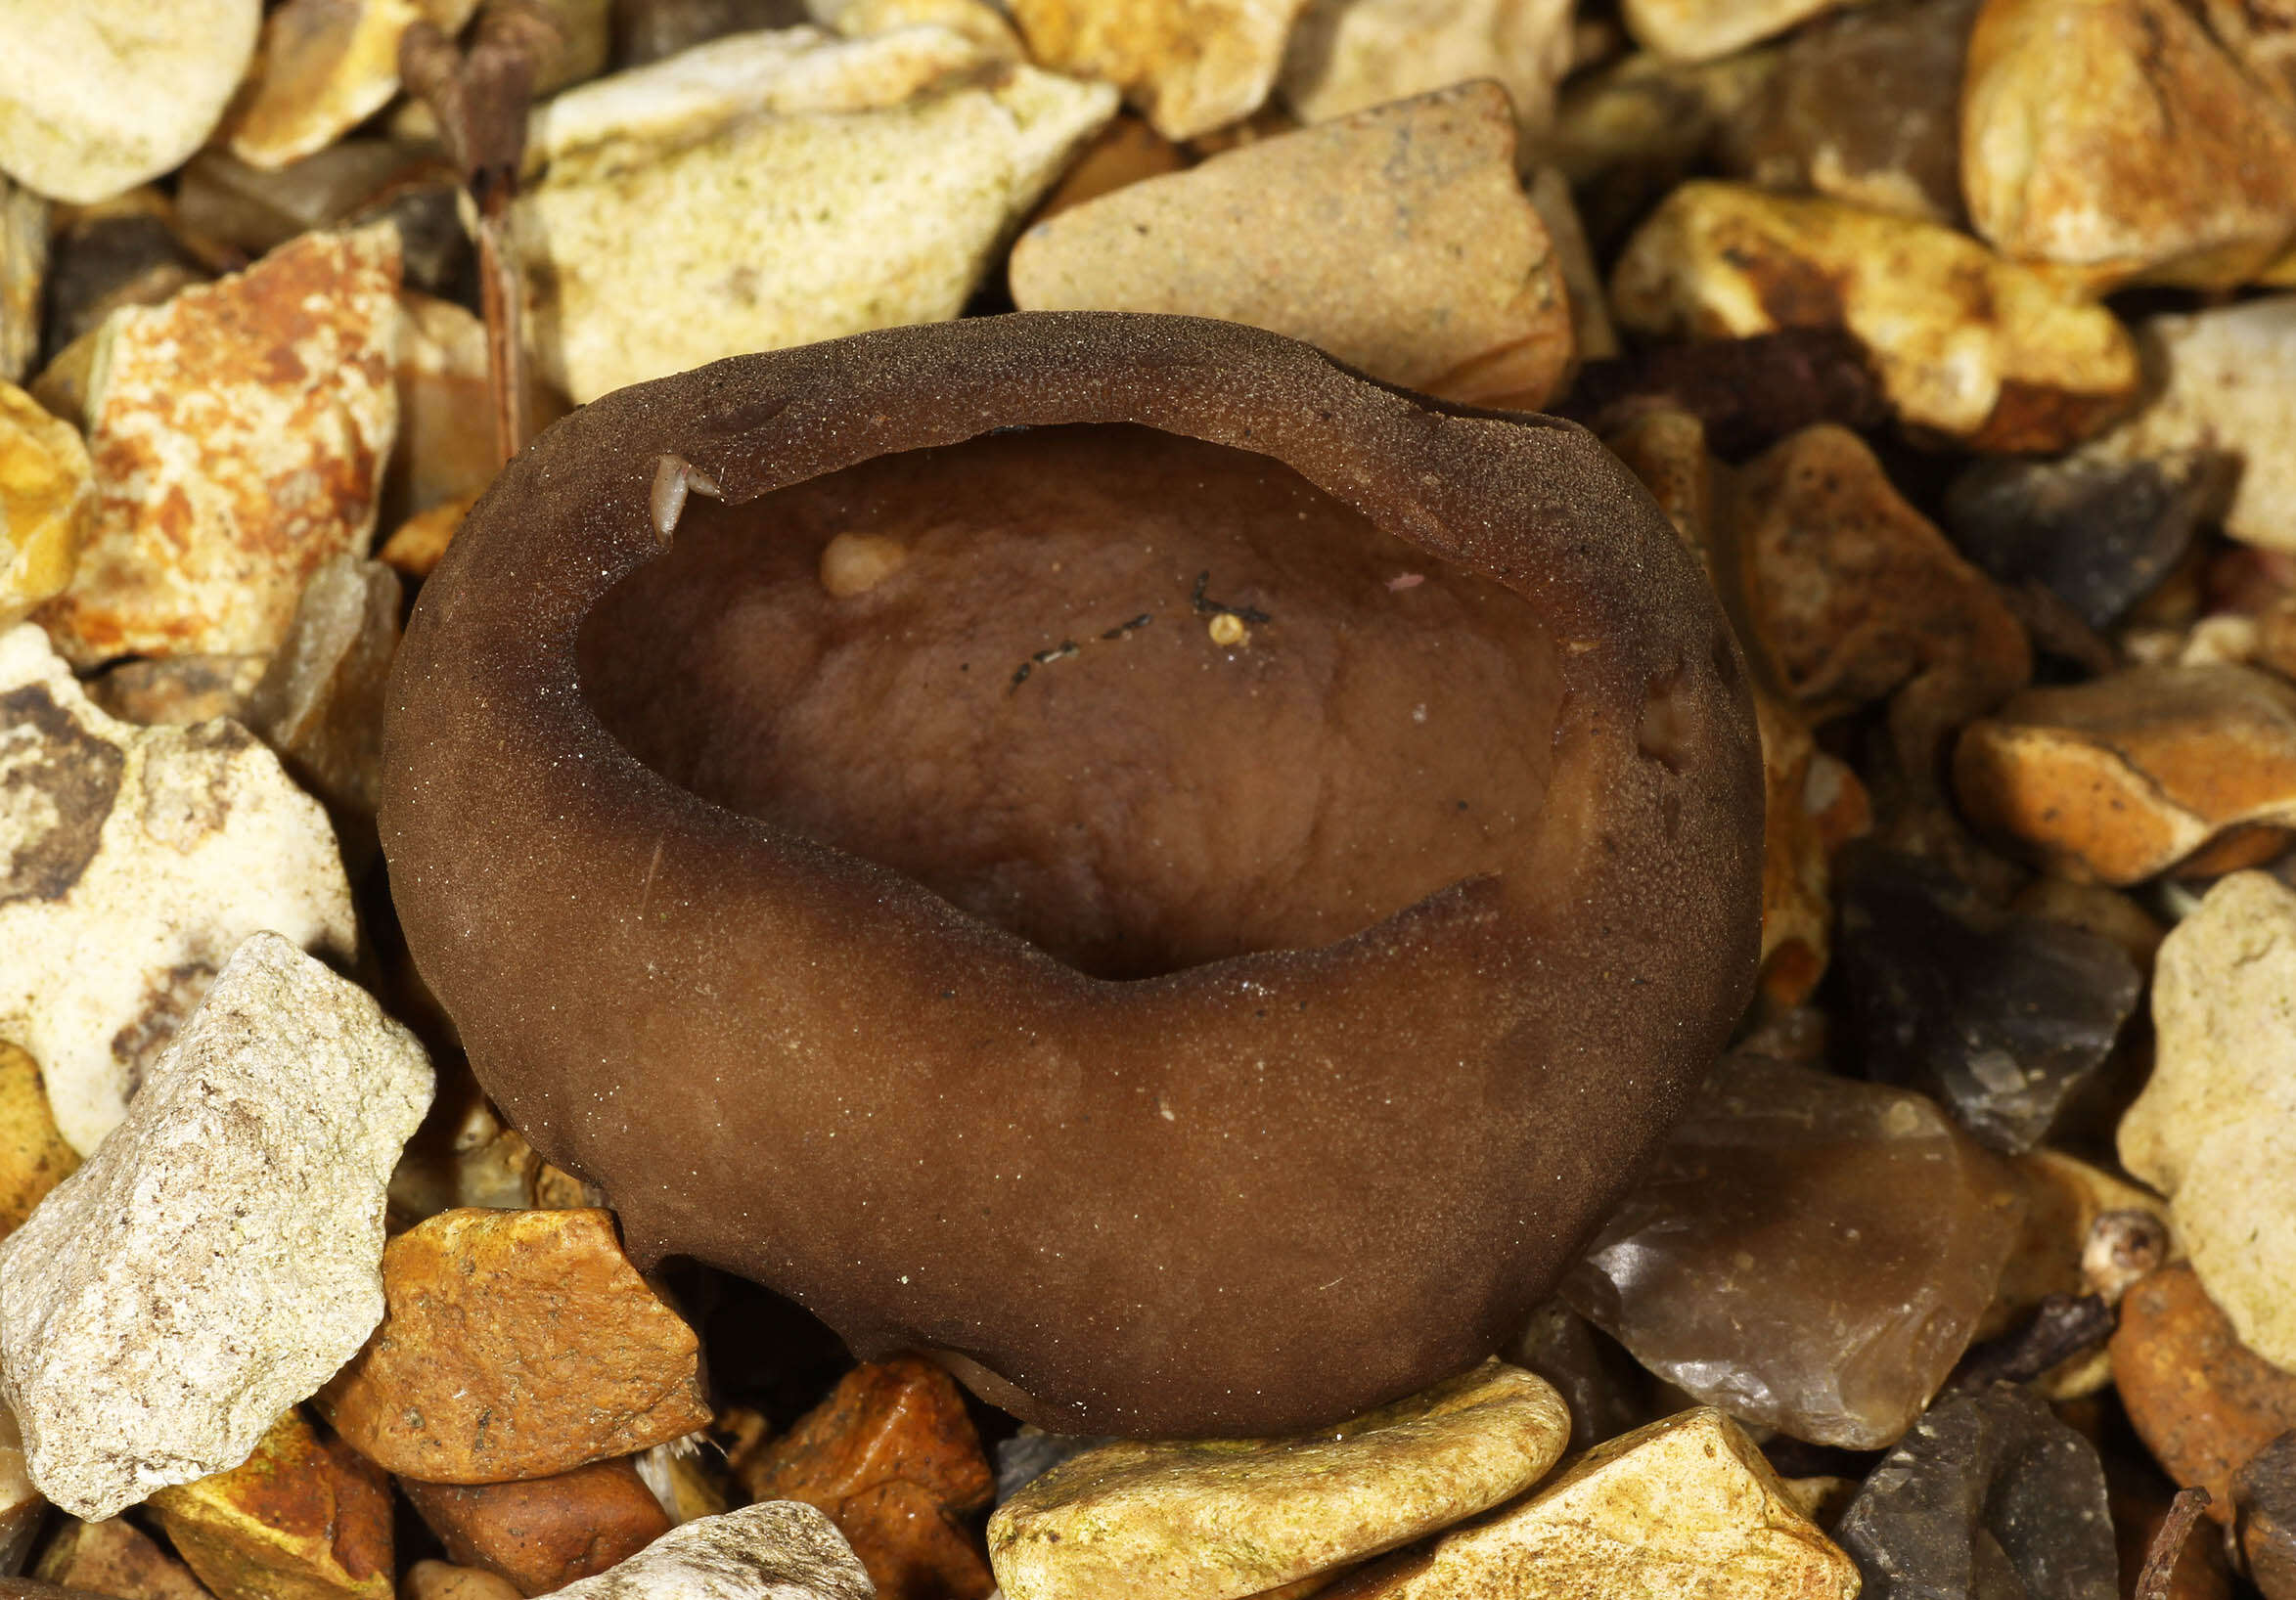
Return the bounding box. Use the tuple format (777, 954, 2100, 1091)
(379, 313, 1764, 1438)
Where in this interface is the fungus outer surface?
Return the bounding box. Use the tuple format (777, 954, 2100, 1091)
(379, 312, 1765, 1439)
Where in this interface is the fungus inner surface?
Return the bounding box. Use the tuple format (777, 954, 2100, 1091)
(577, 424, 1568, 980)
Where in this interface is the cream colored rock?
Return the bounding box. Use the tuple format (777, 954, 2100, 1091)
(0, 179, 41, 384)
(1012, 82, 1575, 410)
(550, 1502, 872, 1600)
(0, 382, 93, 630)
(1621, 0, 1851, 63)
(1961, 0, 2296, 287)
(0, 934, 432, 1522)
(35, 227, 402, 666)
(0, 1, 261, 203)
(2079, 297, 2296, 554)
(989, 1360, 1569, 1600)
(1278, 0, 1575, 134)
(2121, 871, 2296, 1372)
(807, 0, 1023, 54)
(1610, 181, 2139, 450)
(1321, 1409, 1860, 1600)
(224, 0, 481, 172)
(517, 26, 1114, 403)
(0, 624, 356, 1156)
(522, 26, 969, 170)
(1008, 0, 1304, 140)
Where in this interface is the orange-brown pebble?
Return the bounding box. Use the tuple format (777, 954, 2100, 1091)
(399, 1458, 672, 1596)
(379, 495, 477, 581)
(317, 1208, 711, 1485)
(1956, 664, 2296, 884)
(147, 1409, 393, 1600)
(2111, 1264, 2296, 1524)
(741, 1356, 996, 1600)
(1034, 114, 1188, 219)
(818, 533, 911, 599)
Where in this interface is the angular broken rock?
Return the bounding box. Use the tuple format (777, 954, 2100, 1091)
(0, 1, 262, 204)
(1960, 0, 2296, 287)
(0, 381, 91, 630)
(989, 1360, 1569, 1600)
(222, 0, 480, 172)
(1955, 667, 2296, 884)
(517, 25, 1113, 404)
(2078, 297, 2296, 555)
(1943, 449, 2220, 630)
(743, 1356, 992, 1600)
(1732, 423, 2031, 810)
(245, 555, 402, 840)
(0, 935, 433, 1521)
(2238, 1434, 2296, 1600)
(548, 1502, 872, 1600)
(1277, 0, 1575, 134)
(1006, 0, 1302, 140)
(400, 1458, 670, 1596)
(1719, 0, 1974, 227)
(1564, 1054, 2028, 1449)
(1834, 1386, 2118, 1600)
(1610, 181, 2140, 450)
(318, 1207, 712, 1484)
(1319, 1409, 1860, 1600)
(32, 1515, 213, 1600)
(1837, 849, 2141, 1153)
(0, 1044, 75, 1241)
(1010, 82, 1576, 411)
(0, 623, 356, 1156)
(2119, 871, 2296, 1371)
(34, 227, 401, 666)
(148, 1408, 394, 1600)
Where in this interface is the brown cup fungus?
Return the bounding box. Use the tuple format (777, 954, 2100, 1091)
(379, 313, 1764, 1438)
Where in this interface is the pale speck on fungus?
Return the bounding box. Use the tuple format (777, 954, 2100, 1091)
(379, 312, 1763, 1439)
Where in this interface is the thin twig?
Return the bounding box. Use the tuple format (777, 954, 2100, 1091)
(398, 0, 563, 466)
(2136, 1487, 2212, 1600)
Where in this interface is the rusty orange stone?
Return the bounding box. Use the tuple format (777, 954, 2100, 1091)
(399, 1457, 671, 1596)
(2112, 1264, 2296, 1525)
(741, 1356, 995, 1600)
(1955, 664, 2296, 884)
(316, 1208, 711, 1485)
(146, 1409, 392, 1600)
(33, 227, 401, 667)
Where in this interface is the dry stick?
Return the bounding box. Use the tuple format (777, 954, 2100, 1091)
(2135, 1487, 2212, 1600)
(399, 1, 563, 467)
